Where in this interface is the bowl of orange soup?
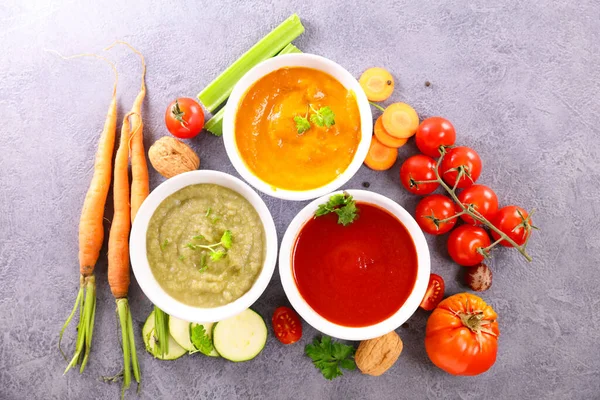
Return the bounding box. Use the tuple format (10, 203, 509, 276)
(278, 190, 430, 340)
(222, 54, 372, 201)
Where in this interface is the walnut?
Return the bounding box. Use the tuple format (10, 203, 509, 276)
(148, 136, 200, 178)
(355, 331, 403, 376)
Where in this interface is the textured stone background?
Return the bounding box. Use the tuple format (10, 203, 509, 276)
(1, 0, 599, 399)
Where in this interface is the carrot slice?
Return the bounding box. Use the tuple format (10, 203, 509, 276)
(359, 67, 394, 101)
(382, 102, 419, 139)
(374, 116, 408, 148)
(364, 135, 398, 171)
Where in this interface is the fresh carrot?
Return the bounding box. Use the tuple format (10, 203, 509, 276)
(106, 41, 149, 221)
(50, 51, 118, 374)
(107, 112, 141, 396)
(364, 135, 398, 171)
(381, 102, 420, 139)
(374, 116, 408, 148)
(359, 67, 394, 102)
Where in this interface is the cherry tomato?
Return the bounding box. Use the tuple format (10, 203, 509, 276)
(456, 185, 499, 225)
(415, 195, 457, 235)
(415, 117, 456, 158)
(165, 98, 205, 139)
(420, 273, 445, 311)
(400, 155, 439, 195)
(490, 206, 531, 247)
(447, 225, 491, 266)
(272, 306, 302, 345)
(440, 147, 482, 189)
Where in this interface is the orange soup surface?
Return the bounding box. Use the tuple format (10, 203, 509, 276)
(235, 67, 361, 191)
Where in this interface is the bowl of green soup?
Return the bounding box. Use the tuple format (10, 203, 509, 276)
(130, 170, 278, 323)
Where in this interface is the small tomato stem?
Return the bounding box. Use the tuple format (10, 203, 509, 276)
(436, 210, 467, 224)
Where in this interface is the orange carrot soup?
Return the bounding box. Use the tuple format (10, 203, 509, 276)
(235, 67, 361, 191)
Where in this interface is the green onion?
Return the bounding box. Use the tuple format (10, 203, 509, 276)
(204, 42, 304, 137)
(198, 14, 304, 113)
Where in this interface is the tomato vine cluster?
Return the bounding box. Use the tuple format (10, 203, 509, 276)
(399, 117, 536, 267)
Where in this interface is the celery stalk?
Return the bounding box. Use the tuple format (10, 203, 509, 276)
(198, 14, 304, 113)
(205, 43, 303, 136)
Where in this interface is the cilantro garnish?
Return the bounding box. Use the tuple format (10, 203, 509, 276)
(294, 115, 311, 134)
(186, 230, 233, 269)
(305, 336, 356, 380)
(315, 192, 358, 226)
(190, 324, 215, 356)
(310, 105, 335, 128)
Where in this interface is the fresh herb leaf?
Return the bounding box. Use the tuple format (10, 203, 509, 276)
(305, 336, 355, 380)
(221, 230, 233, 249)
(314, 192, 358, 226)
(190, 324, 215, 356)
(192, 235, 205, 241)
(198, 253, 208, 272)
(310, 106, 335, 128)
(211, 215, 221, 224)
(186, 243, 198, 250)
(205, 207, 212, 217)
(160, 239, 170, 250)
(178, 255, 185, 261)
(210, 249, 226, 261)
(294, 115, 311, 134)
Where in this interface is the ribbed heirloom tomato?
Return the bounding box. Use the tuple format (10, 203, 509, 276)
(425, 293, 499, 376)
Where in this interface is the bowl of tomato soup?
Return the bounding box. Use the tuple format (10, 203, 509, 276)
(279, 190, 430, 340)
(223, 54, 372, 201)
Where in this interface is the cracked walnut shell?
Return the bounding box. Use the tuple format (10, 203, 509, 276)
(148, 136, 200, 178)
(355, 331, 403, 376)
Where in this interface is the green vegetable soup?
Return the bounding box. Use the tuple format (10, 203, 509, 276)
(146, 184, 265, 307)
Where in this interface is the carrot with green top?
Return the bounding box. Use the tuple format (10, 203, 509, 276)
(51, 51, 118, 374)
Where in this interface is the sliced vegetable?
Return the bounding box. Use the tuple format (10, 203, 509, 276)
(364, 135, 397, 171)
(359, 67, 394, 102)
(272, 306, 302, 345)
(168, 316, 194, 351)
(419, 273, 445, 311)
(142, 310, 187, 360)
(374, 116, 407, 148)
(212, 309, 267, 362)
(305, 336, 356, 380)
(198, 14, 305, 112)
(381, 102, 419, 139)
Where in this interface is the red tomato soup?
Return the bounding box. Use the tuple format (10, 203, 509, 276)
(292, 202, 418, 327)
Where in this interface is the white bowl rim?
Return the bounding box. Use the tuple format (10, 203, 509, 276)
(222, 53, 373, 201)
(130, 170, 278, 323)
(278, 189, 431, 341)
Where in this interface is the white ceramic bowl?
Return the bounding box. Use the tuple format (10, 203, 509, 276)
(222, 53, 373, 201)
(279, 190, 430, 341)
(130, 170, 278, 323)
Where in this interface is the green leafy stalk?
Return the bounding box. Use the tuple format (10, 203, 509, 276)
(127, 309, 140, 384)
(116, 299, 131, 398)
(198, 14, 305, 112)
(278, 43, 302, 55)
(62, 275, 96, 374)
(153, 306, 169, 357)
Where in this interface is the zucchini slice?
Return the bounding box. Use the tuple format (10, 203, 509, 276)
(143, 310, 187, 360)
(169, 316, 194, 352)
(212, 309, 267, 362)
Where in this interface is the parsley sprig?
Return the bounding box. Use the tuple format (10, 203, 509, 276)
(294, 105, 336, 134)
(315, 192, 358, 226)
(190, 324, 215, 356)
(305, 336, 356, 380)
(186, 230, 233, 270)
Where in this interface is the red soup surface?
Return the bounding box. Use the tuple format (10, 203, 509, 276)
(292, 202, 419, 327)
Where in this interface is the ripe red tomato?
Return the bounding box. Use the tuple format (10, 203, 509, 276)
(490, 206, 531, 247)
(420, 273, 445, 311)
(425, 293, 499, 376)
(415, 117, 456, 158)
(440, 147, 482, 189)
(400, 155, 440, 195)
(165, 98, 205, 139)
(456, 185, 499, 225)
(272, 306, 302, 345)
(415, 195, 457, 235)
(447, 225, 491, 266)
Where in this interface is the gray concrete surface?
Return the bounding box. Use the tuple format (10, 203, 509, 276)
(1, 0, 599, 399)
